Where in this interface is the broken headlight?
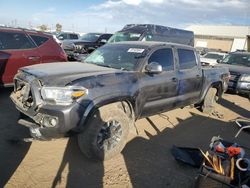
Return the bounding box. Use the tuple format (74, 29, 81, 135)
(41, 86, 88, 105)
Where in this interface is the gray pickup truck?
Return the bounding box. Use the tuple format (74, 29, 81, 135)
(10, 41, 230, 160)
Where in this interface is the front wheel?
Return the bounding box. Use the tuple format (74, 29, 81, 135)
(78, 103, 130, 161)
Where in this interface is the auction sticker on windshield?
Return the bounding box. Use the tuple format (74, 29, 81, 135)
(128, 48, 145, 53)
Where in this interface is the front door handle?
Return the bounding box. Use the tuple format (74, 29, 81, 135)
(196, 75, 201, 78)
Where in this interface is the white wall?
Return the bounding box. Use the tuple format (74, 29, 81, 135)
(186, 25, 250, 38)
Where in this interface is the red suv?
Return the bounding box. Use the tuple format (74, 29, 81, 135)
(0, 27, 67, 86)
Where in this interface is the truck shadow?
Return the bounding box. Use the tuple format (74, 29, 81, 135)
(122, 112, 250, 188)
(0, 88, 31, 187)
(52, 109, 105, 188)
(51, 137, 104, 188)
(219, 97, 250, 118)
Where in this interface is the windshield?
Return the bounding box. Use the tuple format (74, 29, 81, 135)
(203, 53, 224, 60)
(80, 33, 101, 42)
(221, 54, 250, 67)
(83, 44, 147, 71)
(108, 32, 142, 43)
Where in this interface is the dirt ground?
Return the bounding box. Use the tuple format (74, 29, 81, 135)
(0, 88, 249, 188)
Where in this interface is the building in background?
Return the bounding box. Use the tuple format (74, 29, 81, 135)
(186, 25, 250, 52)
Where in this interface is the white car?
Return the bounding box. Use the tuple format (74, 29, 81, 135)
(200, 52, 227, 66)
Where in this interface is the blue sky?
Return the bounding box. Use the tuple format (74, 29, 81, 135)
(0, 0, 249, 33)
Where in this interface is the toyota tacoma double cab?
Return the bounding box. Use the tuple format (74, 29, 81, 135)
(10, 41, 230, 160)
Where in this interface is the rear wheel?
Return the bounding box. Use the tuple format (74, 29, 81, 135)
(202, 88, 217, 114)
(78, 103, 130, 161)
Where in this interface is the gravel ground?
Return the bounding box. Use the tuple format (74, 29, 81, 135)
(0, 88, 249, 188)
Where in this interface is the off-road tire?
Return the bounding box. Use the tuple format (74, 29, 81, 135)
(202, 88, 217, 114)
(78, 103, 130, 161)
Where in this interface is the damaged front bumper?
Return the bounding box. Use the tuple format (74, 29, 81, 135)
(10, 74, 87, 140)
(11, 92, 87, 140)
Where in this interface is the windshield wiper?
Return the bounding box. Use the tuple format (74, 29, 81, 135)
(84, 62, 112, 68)
(120, 67, 129, 71)
(97, 64, 113, 68)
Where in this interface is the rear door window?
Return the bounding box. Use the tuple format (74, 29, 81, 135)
(30, 35, 49, 46)
(0, 31, 35, 50)
(177, 49, 197, 70)
(148, 48, 174, 71)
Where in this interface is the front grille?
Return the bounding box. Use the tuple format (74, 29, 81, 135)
(14, 78, 34, 109)
(228, 71, 241, 89)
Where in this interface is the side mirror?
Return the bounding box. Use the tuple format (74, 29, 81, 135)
(58, 36, 64, 40)
(99, 39, 107, 45)
(145, 62, 162, 74)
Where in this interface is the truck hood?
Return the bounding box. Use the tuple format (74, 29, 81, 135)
(216, 63, 250, 75)
(21, 62, 120, 86)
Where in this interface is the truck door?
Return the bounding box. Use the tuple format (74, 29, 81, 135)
(175, 48, 203, 107)
(139, 47, 178, 117)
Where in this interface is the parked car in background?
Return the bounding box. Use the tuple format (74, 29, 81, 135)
(200, 52, 227, 66)
(196, 47, 209, 56)
(11, 41, 229, 161)
(62, 33, 112, 60)
(0, 27, 67, 86)
(52, 35, 62, 45)
(216, 52, 250, 97)
(108, 24, 194, 46)
(57, 32, 80, 41)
